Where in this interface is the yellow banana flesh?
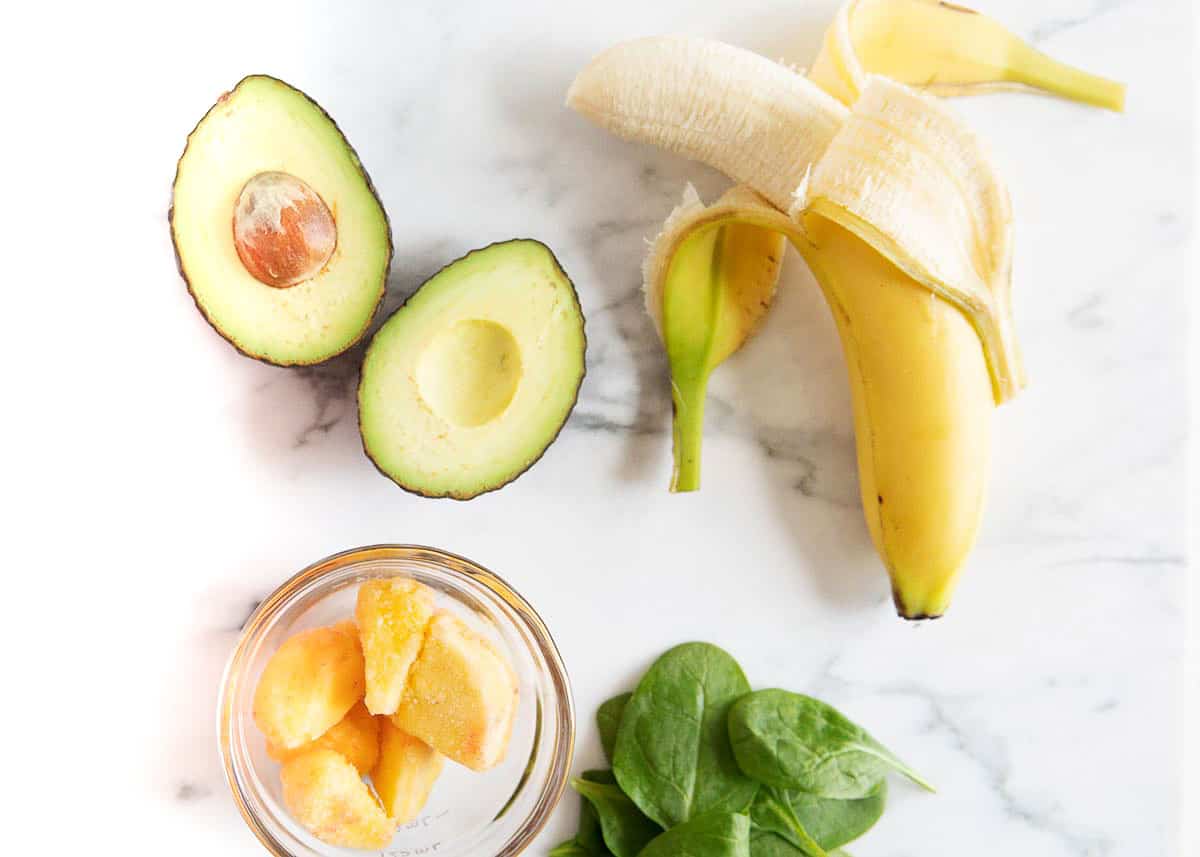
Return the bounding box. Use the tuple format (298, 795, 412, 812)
(810, 0, 1126, 111)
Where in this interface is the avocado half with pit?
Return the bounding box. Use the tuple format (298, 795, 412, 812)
(170, 75, 391, 365)
(359, 241, 586, 499)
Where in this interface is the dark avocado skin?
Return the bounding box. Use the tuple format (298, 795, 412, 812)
(357, 239, 588, 501)
(168, 74, 393, 367)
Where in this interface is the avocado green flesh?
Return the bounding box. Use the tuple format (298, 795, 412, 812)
(359, 240, 586, 499)
(171, 75, 390, 365)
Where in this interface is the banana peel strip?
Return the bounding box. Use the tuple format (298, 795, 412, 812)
(568, 35, 849, 216)
(810, 0, 1126, 111)
(804, 76, 1023, 401)
(644, 184, 788, 491)
(643, 183, 786, 343)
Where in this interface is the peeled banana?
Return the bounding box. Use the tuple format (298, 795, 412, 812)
(567, 2, 1122, 618)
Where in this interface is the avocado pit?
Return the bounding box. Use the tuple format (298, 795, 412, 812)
(416, 319, 523, 427)
(233, 171, 336, 288)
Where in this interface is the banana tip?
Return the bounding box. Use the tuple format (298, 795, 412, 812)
(892, 586, 948, 621)
(1108, 82, 1127, 113)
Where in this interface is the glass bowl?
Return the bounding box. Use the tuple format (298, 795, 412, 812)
(218, 544, 575, 856)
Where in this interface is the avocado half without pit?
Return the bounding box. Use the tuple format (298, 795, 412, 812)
(170, 75, 391, 365)
(358, 241, 586, 499)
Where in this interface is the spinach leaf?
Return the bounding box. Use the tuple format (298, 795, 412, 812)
(748, 831, 850, 857)
(637, 810, 751, 857)
(551, 796, 613, 857)
(749, 788, 829, 857)
(573, 772, 661, 857)
(728, 690, 933, 798)
(751, 779, 886, 851)
(597, 692, 632, 763)
(583, 769, 619, 785)
(613, 642, 760, 829)
(552, 771, 620, 857)
(749, 829, 802, 857)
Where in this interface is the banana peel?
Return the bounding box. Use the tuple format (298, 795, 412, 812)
(568, 1, 1124, 618)
(567, 35, 847, 214)
(645, 184, 786, 491)
(810, 0, 1126, 111)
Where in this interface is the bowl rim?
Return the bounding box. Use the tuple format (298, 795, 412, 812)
(216, 543, 575, 856)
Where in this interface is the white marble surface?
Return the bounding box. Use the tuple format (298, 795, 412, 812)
(7, 1, 1193, 855)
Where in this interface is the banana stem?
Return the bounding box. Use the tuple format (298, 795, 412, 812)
(1010, 47, 1126, 112)
(670, 374, 709, 492)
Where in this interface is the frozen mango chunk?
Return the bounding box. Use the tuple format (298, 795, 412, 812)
(267, 701, 380, 775)
(371, 719, 445, 824)
(253, 624, 365, 750)
(355, 578, 436, 715)
(280, 748, 393, 849)
(393, 611, 518, 771)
